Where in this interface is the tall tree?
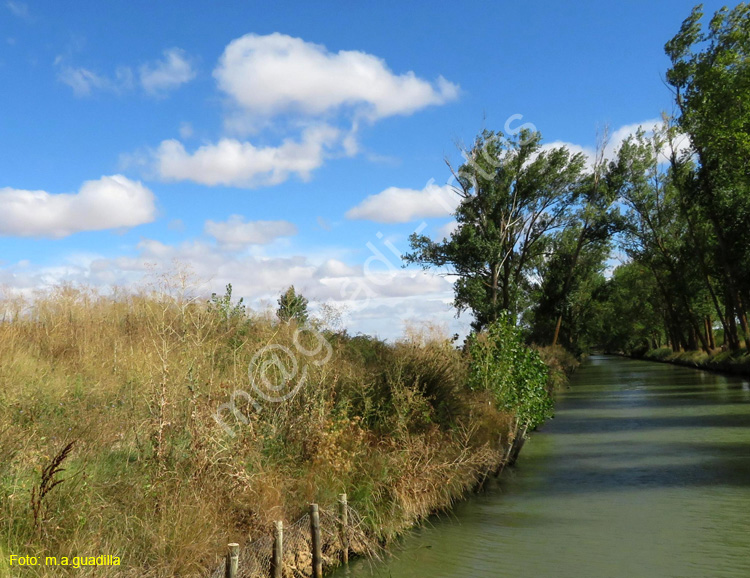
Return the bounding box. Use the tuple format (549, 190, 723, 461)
(405, 129, 586, 330)
(589, 261, 665, 354)
(550, 128, 618, 346)
(609, 127, 712, 353)
(665, 3, 750, 349)
(527, 223, 610, 354)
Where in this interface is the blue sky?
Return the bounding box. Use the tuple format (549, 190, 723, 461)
(0, 0, 728, 338)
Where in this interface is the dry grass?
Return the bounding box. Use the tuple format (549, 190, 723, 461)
(534, 345, 580, 390)
(0, 283, 513, 577)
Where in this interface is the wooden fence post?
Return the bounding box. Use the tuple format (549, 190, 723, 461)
(271, 521, 283, 578)
(225, 543, 239, 578)
(310, 503, 322, 578)
(338, 493, 349, 565)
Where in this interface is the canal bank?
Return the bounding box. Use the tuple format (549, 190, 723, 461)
(331, 355, 750, 578)
(634, 348, 750, 377)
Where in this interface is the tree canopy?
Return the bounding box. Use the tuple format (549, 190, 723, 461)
(409, 4, 750, 357)
(406, 129, 586, 331)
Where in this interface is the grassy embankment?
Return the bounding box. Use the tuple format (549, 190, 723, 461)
(638, 346, 750, 376)
(0, 285, 574, 577)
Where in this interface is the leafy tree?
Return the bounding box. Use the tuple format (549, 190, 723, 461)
(609, 127, 715, 352)
(548, 129, 619, 346)
(665, 3, 750, 349)
(589, 261, 664, 354)
(526, 224, 610, 354)
(406, 129, 586, 330)
(467, 312, 552, 432)
(277, 285, 309, 324)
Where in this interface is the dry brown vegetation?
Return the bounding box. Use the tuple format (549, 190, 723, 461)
(0, 278, 514, 577)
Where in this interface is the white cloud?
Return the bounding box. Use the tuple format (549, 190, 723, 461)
(205, 215, 297, 248)
(128, 35, 458, 187)
(57, 64, 134, 97)
(154, 124, 341, 187)
(0, 175, 156, 238)
(139, 48, 195, 96)
(56, 48, 192, 98)
(436, 220, 458, 240)
(214, 33, 459, 121)
(538, 118, 689, 169)
(0, 230, 471, 340)
(57, 66, 110, 97)
(346, 183, 459, 223)
(316, 259, 359, 278)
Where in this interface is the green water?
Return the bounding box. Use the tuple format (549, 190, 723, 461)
(332, 355, 750, 578)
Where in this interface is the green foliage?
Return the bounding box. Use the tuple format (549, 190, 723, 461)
(208, 283, 246, 322)
(665, 3, 750, 350)
(526, 223, 610, 353)
(209, 283, 251, 356)
(276, 285, 309, 324)
(467, 313, 553, 430)
(604, 124, 717, 353)
(646, 347, 674, 361)
(589, 261, 664, 354)
(405, 129, 586, 330)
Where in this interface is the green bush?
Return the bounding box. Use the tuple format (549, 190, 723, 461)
(467, 313, 553, 431)
(645, 347, 673, 361)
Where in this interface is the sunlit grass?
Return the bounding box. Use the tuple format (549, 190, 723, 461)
(0, 282, 514, 576)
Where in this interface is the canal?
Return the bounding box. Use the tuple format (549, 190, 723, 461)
(332, 355, 750, 577)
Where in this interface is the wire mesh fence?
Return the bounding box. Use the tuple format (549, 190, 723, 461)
(209, 502, 377, 578)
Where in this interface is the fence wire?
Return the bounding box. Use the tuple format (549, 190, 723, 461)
(209, 504, 377, 578)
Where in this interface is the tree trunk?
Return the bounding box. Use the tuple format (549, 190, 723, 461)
(726, 301, 739, 351)
(551, 221, 590, 347)
(705, 315, 716, 350)
(736, 301, 750, 350)
(552, 315, 563, 348)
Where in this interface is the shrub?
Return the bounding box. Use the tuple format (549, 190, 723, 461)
(467, 313, 553, 431)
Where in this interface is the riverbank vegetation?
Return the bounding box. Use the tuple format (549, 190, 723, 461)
(0, 282, 563, 577)
(640, 347, 750, 376)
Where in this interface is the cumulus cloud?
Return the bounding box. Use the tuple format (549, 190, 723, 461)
(205, 215, 297, 248)
(436, 220, 458, 240)
(126, 36, 458, 187)
(154, 124, 341, 187)
(537, 118, 691, 168)
(214, 33, 459, 121)
(140, 48, 196, 96)
(346, 183, 459, 223)
(316, 259, 359, 278)
(0, 229, 470, 339)
(0, 175, 156, 238)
